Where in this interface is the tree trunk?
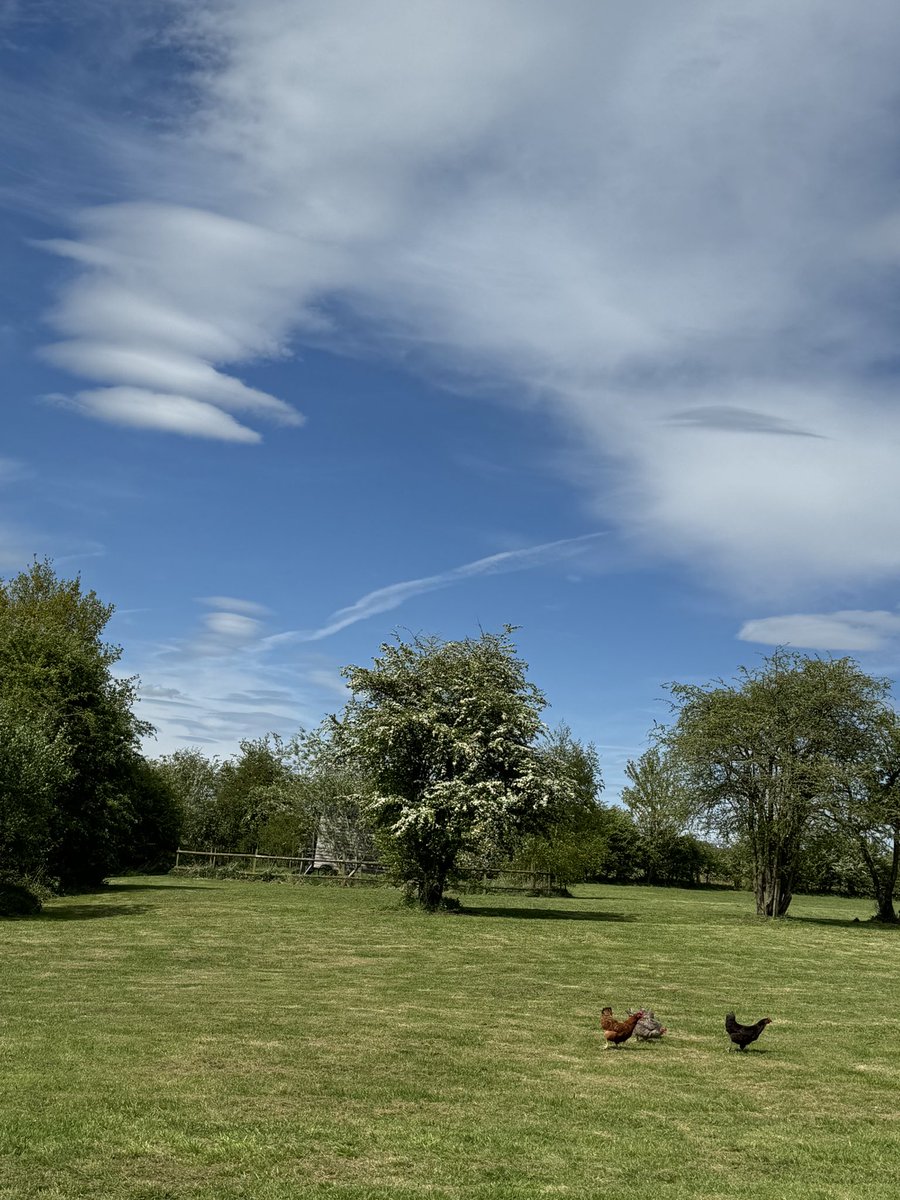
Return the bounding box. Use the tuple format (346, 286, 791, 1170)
(406, 872, 446, 910)
(755, 866, 793, 917)
(859, 831, 900, 923)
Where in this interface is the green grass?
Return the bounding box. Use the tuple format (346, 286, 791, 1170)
(1, 878, 899, 1200)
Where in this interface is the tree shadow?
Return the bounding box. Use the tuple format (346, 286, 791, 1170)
(789, 914, 900, 929)
(461, 904, 634, 922)
(34, 903, 152, 921)
(104, 881, 220, 892)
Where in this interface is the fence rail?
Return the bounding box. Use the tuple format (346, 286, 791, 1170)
(172, 849, 561, 893)
(173, 849, 384, 877)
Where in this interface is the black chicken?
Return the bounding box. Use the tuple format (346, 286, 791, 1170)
(725, 1012, 772, 1051)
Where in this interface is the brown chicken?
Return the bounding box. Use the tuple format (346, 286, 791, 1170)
(725, 1012, 772, 1051)
(600, 1006, 645, 1048)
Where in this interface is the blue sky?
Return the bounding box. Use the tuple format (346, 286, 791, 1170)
(5, 1, 900, 797)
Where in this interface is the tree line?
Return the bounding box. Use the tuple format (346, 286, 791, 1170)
(2, 561, 899, 919)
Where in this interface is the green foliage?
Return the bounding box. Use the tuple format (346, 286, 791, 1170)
(821, 711, 900, 919)
(0, 704, 70, 886)
(794, 825, 872, 897)
(0, 879, 42, 916)
(622, 745, 698, 885)
(118, 758, 183, 873)
(508, 726, 608, 885)
(290, 728, 377, 862)
(155, 732, 374, 863)
(154, 747, 221, 850)
(665, 650, 891, 917)
(0, 560, 151, 890)
(213, 737, 281, 851)
(590, 804, 645, 881)
(334, 628, 573, 908)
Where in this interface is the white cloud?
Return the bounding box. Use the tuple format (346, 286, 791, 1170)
(200, 596, 272, 616)
(204, 611, 261, 641)
(43, 341, 300, 424)
(738, 610, 900, 652)
(129, 641, 347, 756)
(31, 1, 900, 592)
(38, 203, 314, 443)
(73, 386, 262, 442)
(271, 531, 606, 643)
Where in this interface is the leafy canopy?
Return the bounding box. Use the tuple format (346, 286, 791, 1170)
(334, 628, 572, 907)
(664, 649, 891, 916)
(0, 559, 151, 889)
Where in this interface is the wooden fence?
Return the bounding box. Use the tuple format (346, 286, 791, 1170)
(172, 849, 560, 893)
(173, 848, 384, 878)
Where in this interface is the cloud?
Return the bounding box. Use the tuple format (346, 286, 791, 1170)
(272, 531, 606, 643)
(200, 596, 271, 616)
(72, 386, 262, 442)
(43, 341, 301, 424)
(129, 636, 349, 755)
(738, 610, 900, 652)
(138, 684, 191, 701)
(204, 611, 261, 641)
(221, 688, 293, 704)
(177, 609, 266, 658)
(37, 203, 311, 442)
(25, 2, 900, 592)
(666, 407, 823, 438)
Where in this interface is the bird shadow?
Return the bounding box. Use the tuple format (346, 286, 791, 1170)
(461, 904, 634, 922)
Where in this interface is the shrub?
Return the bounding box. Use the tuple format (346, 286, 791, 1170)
(0, 879, 42, 917)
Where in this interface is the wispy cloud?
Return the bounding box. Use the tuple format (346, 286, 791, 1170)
(271, 532, 607, 644)
(738, 610, 900, 652)
(16, 2, 900, 594)
(129, 636, 347, 756)
(200, 596, 272, 617)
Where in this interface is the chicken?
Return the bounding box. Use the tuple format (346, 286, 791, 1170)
(600, 1006, 645, 1048)
(628, 1009, 667, 1040)
(725, 1012, 772, 1051)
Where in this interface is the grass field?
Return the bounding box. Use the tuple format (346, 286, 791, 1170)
(1, 878, 899, 1200)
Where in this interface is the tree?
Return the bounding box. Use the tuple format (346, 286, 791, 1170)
(154, 748, 221, 850)
(508, 725, 607, 887)
(214, 735, 314, 855)
(664, 650, 890, 917)
(0, 560, 151, 890)
(333, 629, 572, 909)
(621, 746, 696, 884)
(824, 712, 900, 922)
(289, 729, 377, 863)
(119, 758, 183, 873)
(793, 824, 870, 899)
(0, 704, 70, 887)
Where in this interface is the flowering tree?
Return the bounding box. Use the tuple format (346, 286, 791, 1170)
(333, 628, 572, 909)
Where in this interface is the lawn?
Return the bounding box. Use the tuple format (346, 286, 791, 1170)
(1, 878, 898, 1200)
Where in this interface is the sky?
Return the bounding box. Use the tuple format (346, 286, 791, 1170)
(5, 1, 900, 798)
